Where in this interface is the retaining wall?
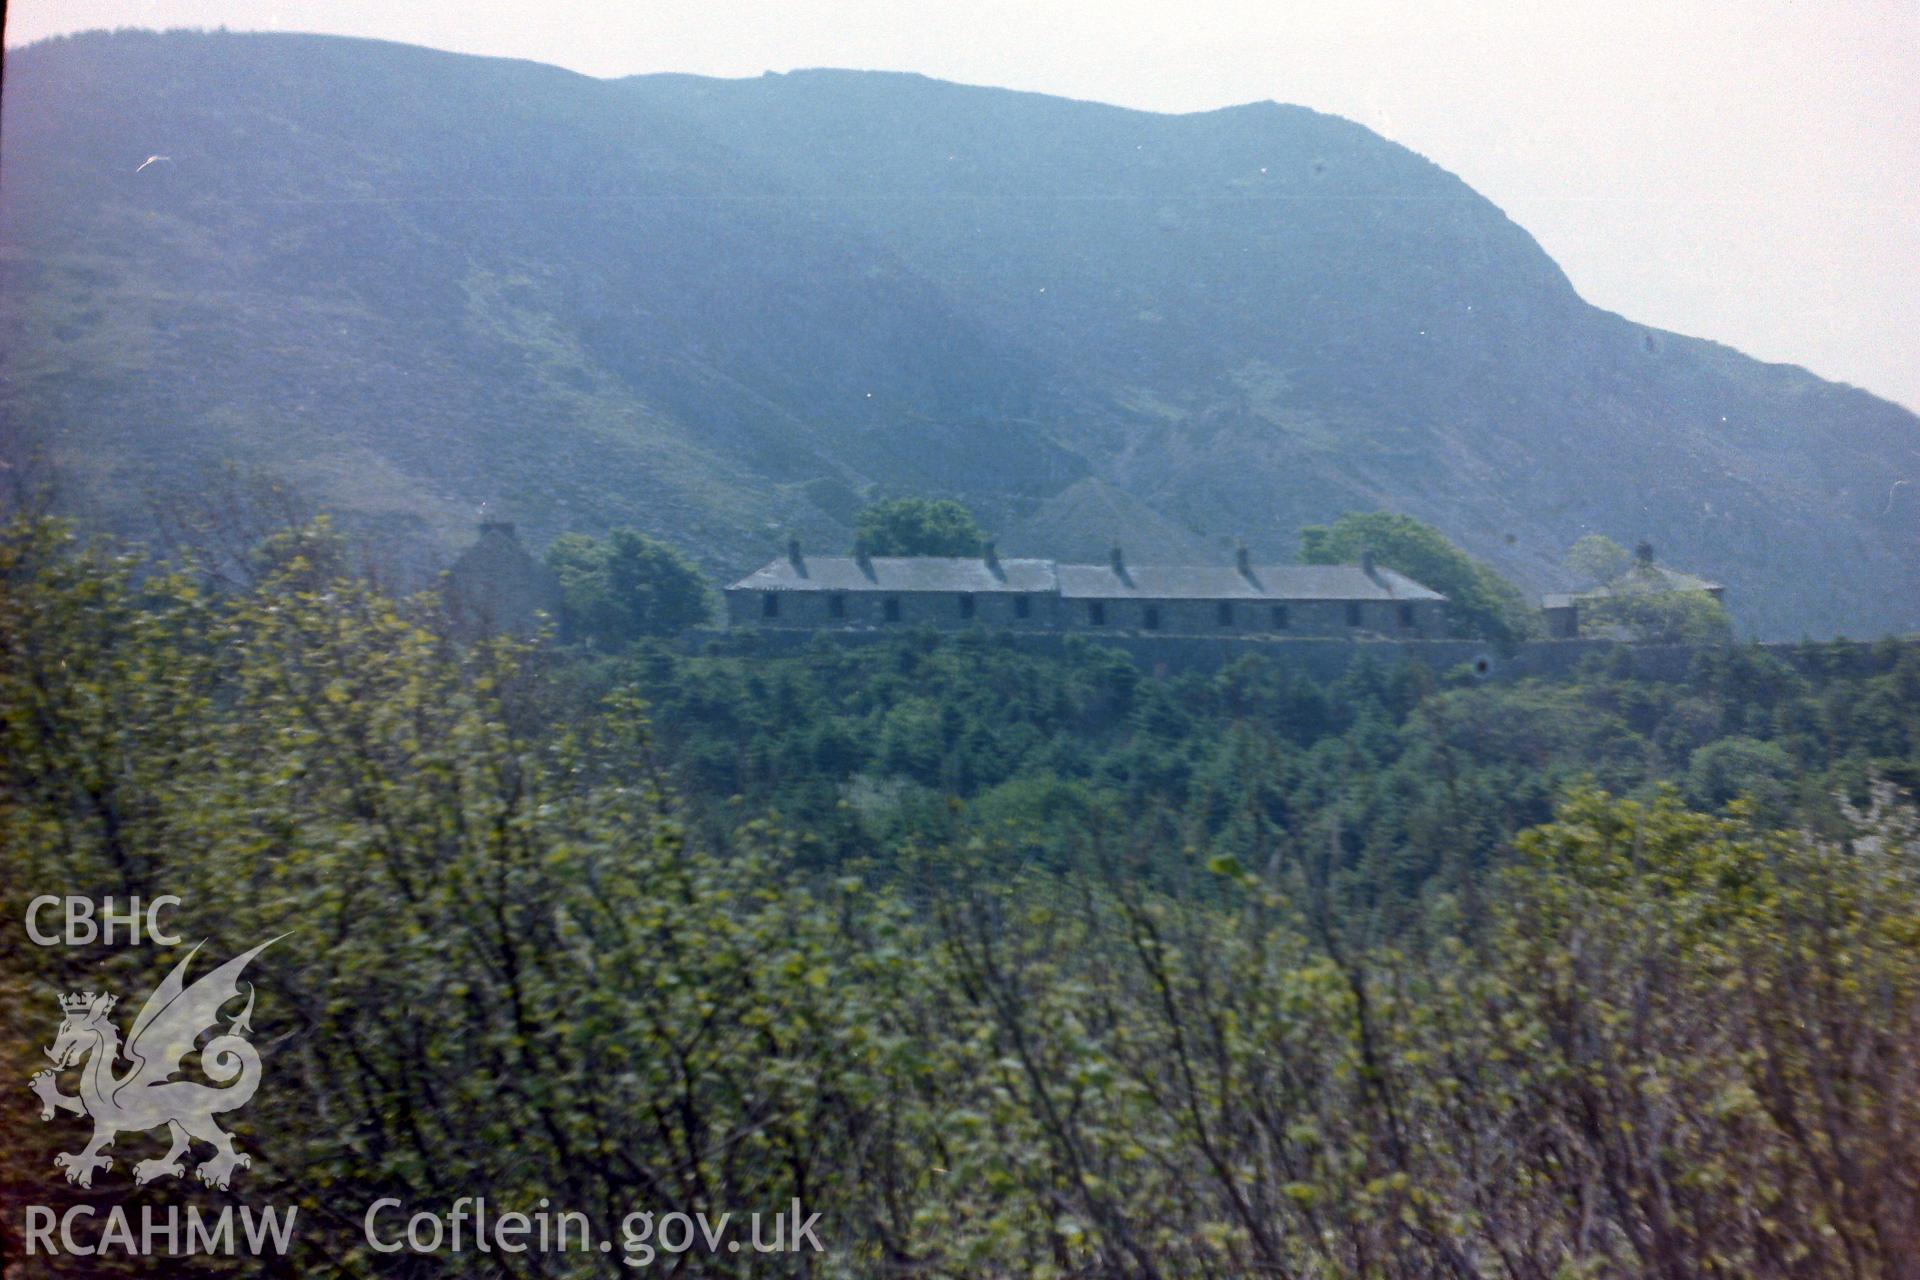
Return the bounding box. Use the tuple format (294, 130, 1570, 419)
(684, 628, 1920, 683)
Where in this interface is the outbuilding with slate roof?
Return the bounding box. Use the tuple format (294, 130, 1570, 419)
(1542, 562, 1725, 639)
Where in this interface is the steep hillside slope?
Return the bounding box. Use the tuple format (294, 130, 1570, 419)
(2, 31, 1914, 634)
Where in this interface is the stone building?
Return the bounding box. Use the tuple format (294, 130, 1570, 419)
(444, 520, 563, 637)
(727, 539, 1058, 630)
(1542, 564, 1724, 639)
(726, 541, 1447, 637)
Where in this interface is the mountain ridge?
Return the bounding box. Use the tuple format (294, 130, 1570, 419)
(2, 29, 1915, 636)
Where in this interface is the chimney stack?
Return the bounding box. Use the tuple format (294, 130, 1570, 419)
(1360, 549, 1377, 578)
(1110, 543, 1125, 575)
(1235, 543, 1252, 577)
(787, 536, 802, 565)
(983, 539, 1000, 571)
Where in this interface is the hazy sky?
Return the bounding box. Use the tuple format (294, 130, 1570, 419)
(9, 1, 1918, 411)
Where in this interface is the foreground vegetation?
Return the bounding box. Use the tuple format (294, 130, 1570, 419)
(3, 514, 1918, 1278)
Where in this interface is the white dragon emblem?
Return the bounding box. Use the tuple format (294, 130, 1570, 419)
(29, 938, 279, 1190)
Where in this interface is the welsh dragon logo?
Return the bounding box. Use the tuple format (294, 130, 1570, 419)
(29, 938, 279, 1190)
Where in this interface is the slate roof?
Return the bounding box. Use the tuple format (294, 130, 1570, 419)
(729, 555, 1444, 602)
(1057, 563, 1442, 601)
(728, 555, 1059, 594)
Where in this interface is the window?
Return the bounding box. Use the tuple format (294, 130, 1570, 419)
(1013, 595, 1031, 619)
(1144, 605, 1161, 631)
(1398, 603, 1415, 629)
(1271, 604, 1289, 629)
(958, 593, 976, 619)
(1216, 601, 1234, 627)
(1088, 600, 1106, 626)
(762, 593, 780, 618)
(828, 593, 845, 619)
(1345, 602, 1362, 627)
(883, 597, 901, 622)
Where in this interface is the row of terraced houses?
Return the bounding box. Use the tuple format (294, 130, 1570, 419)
(724, 541, 1448, 637)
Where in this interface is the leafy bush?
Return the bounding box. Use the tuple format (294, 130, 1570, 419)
(1300, 510, 1536, 643)
(6, 513, 1920, 1277)
(852, 496, 986, 557)
(545, 527, 710, 647)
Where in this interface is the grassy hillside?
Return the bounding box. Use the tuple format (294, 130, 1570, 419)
(2, 30, 1916, 635)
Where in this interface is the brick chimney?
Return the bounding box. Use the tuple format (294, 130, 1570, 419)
(787, 536, 802, 565)
(1110, 543, 1125, 574)
(1360, 549, 1377, 578)
(1235, 543, 1252, 577)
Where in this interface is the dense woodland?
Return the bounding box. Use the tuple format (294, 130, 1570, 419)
(4, 510, 1919, 1278)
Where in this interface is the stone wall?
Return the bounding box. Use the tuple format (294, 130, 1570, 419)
(687, 627, 1911, 684)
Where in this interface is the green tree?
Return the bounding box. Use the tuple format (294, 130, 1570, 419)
(1565, 533, 1632, 586)
(1494, 784, 1920, 1276)
(1580, 583, 1733, 643)
(1686, 734, 1794, 818)
(545, 527, 710, 647)
(0, 515, 893, 1276)
(1299, 511, 1535, 643)
(853, 497, 986, 557)
(9, 509, 1920, 1280)
(1562, 538, 1733, 643)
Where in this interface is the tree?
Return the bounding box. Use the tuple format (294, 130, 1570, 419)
(1564, 538, 1733, 643)
(0, 514, 888, 1277)
(545, 528, 710, 648)
(1686, 734, 1794, 819)
(1565, 533, 1632, 587)
(1299, 511, 1535, 643)
(7, 508, 1920, 1278)
(147, 462, 316, 590)
(852, 497, 986, 557)
(1580, 586, 1732, 644)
